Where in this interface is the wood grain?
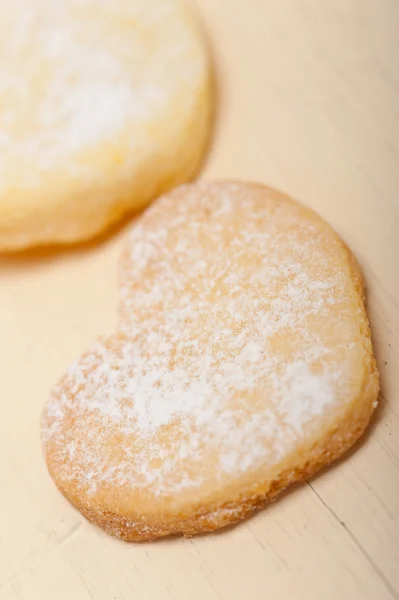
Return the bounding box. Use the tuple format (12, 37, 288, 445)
(0, 0, 398, 598)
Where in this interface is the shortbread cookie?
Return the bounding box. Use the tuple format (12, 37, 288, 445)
(0, 0, 211, 250)
(42, 181, 379, 541)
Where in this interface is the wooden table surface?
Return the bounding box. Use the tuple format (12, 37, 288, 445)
(1, 1, 398, 598)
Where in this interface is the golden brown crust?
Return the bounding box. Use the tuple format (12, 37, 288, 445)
(60, 359, 377, 542)
(42, 180, 379, 541)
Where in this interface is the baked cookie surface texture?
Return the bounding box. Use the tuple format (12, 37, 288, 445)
(42, 181, 379, 541)
(0, 0, 211, 250)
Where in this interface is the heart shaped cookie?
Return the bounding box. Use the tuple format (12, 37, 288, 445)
(41, 181, 379, 541)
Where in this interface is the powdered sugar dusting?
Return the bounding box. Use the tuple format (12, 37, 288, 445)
(42, 182, 362, 499)
(0, 0, 204, 188)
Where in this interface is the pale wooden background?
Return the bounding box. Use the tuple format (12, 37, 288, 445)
(1, 1, 398, 598)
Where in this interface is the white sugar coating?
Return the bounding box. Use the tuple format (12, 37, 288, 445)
(43, 182, 365, 499)
(0, 0, 204, 189)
